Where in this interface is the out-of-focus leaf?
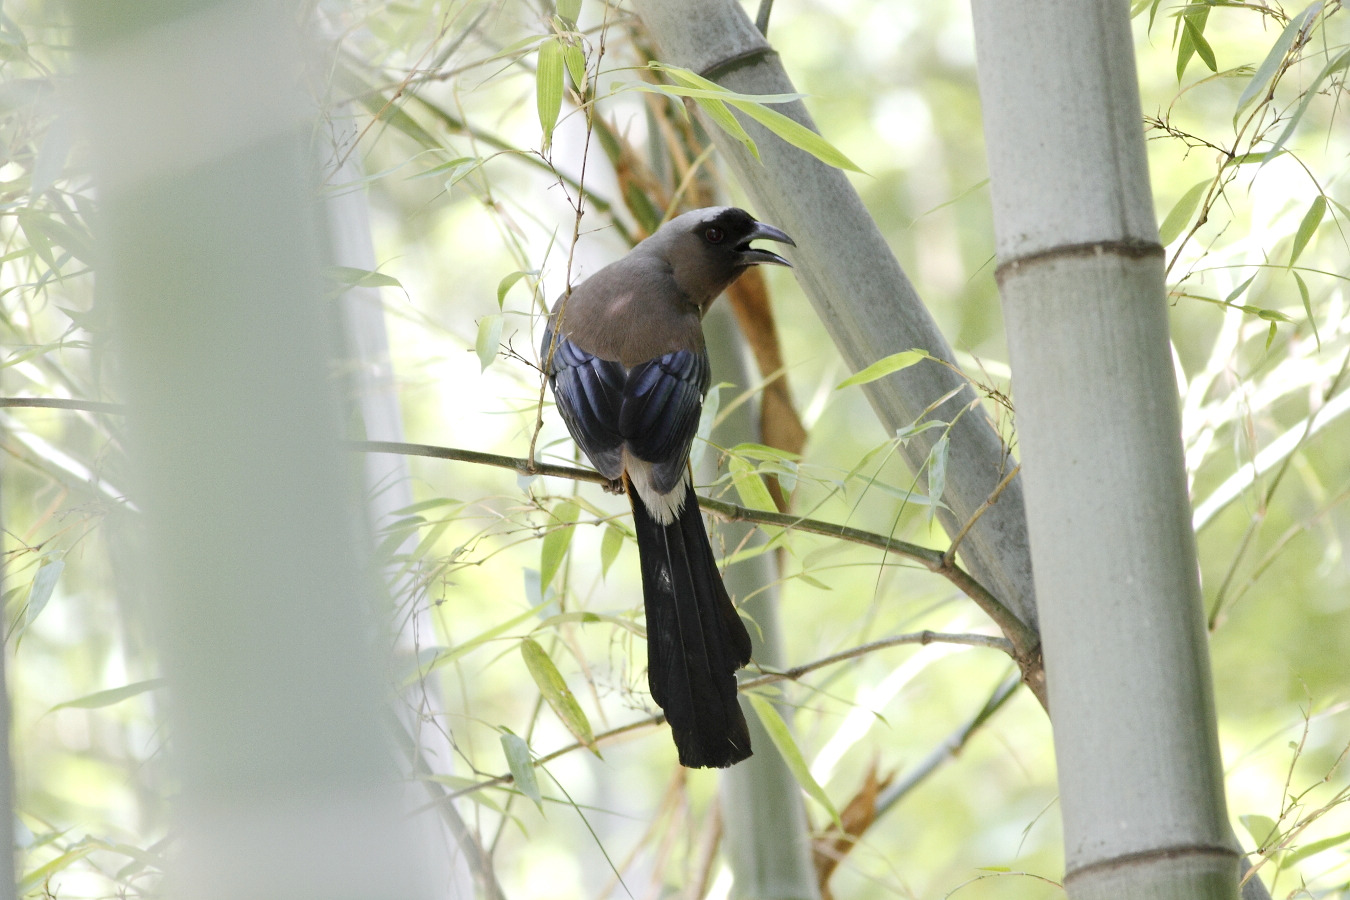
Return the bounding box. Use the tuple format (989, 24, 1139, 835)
(1241, 813, 1280, 848)
(540, 499, 579, 590)
(520, 638, 597, 753)
(1293, 271, 1319, 349)
(749, 694, 842, 828)
(501, 732, 544, 811)
(1288, 195, 1325, 267)
(1223, 274, 1257, 304)
(50, 678, 166, 713)
(1158, 180, 1209, 245)
(1286, 828, 1350, 865)
(19, 845, 96, 893)
(729, 456, 777, 512)
(836, 350, 926, 390)
(556, 0, 581, 26)
(1267, 48, 1350, 160)
(476, 313, 503, 371)
(536, 36, 565, 151)
(1235, 2, 1322, 119)
(497, 270, 534, 308)
(25, 560, 63, 627)
(407, 602, 548, 684)
(600, 523, 624, 577)
(926, 433, 950, 524)
(326, 266, 402, 289)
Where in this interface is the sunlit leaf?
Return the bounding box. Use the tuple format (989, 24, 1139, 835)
(749, 694, 842, 828)
(520, 638, 597, 753)
(501, 732, 544, 811)
(50, 678, 166, 713)
(540, 499, 579, 591)
(475, 313, 503, 371)
(729, 456, 777, 512)
(600, 523, 624, 577)
(25, 560, 63, 627)
(836, 350, 926, 390)
(326, 266, 402, 289)
(407, 602, 549, 684)
(1288, 195, 1325, 267)
(497, 270, 534, 308)
(1293, 271, 1319, 349)
(1286, 828, 1350, 865)
(1235, 2, 1322, 119)
(1241, 813, 1280, 848)
(536, 36, 565, 151)
(1158, 180, 1209, 245)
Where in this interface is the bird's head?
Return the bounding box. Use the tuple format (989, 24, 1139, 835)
(645, 207, 796, 312)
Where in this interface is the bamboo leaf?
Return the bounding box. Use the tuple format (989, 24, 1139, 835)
(836, 350, 926, 390)
(600, 523, 624, 577)
(1293, 271, 1319, 349)
(556, 0, 581, 26)
(749, 694, 842, 828)
(19, 845, 96, 893)
(497, 270, 534, 308)
(500, 732, 544, 811)
(475, 313, 503, 371)
(49, 678, 166, 713)
(536, 36, 565, 151)
(1185, 16, 1217, 73)
(520, 638, 597, 753)
(1286, 828, 1350, 865)
(1176, 6, 1211, 80)
(1267, 48, 1350, 160)
(729, 456, 777, 512)
(326, 266, 402, 289)
(1241, 813, 1280, 848)
(1223, 274, 1257, 304)
(563, 39, 586, 93)
(25, 560, 63, 627)
(1158, 180, 1209, 245)
(407, 602, 548, 684)
(1288, 195, 1325, 267)
(539, 499, 579, 591)
(926, 433, 950, 524)
(1235, 2, 1321, 119)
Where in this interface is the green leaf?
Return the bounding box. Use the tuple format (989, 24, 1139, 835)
(1184, 15, 1217, 72)
(19, 845, 96, 893)
(562, 39, 586, 93)
(1223, 274, 1257, 304)
(539, 499, 579, 591)
(1293, 271, 1319, 349)
(326, 265, 402, 289)
(26, 560, 63, 627)
(599, 523, 624, 577)
(497, 270, 534, 308)
(1266, 320, 1278, 349)
(556, 0, 581, 26)
(749, 694, 841, 828)
(1175, 6, 1211, 80)
(651, 64, 861, 172)
(536, 36, 565, 151)
(1235, 2, 1322, 119)
(729, 456, 777, 512)
(475, 314, 503, 372)
(1241, 813, 1281, 848)
(50, 678, 166, 713)
(925, 433, 950, 524)
(836, 350, 926, 390)
(1267, 48, 1350, 160)
(1288, 195, 1325, 267)
(1285, 828, 1350, 865)
(520, 638, 597, 752)
(500, 732, 544, 811)
(1158, 180, 1209, 246)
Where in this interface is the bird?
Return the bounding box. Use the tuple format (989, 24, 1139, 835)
(540, 206, 796, 768)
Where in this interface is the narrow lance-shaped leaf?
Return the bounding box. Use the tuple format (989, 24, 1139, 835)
(729, 456, 777, 512)
(475, 313, 503, 371)
(1234, 1, 1323, 120)
(26, 560, 64, 627)
(556, 0, 581, 27)
(520, 638, 598, 753)
(749, 694, 842, 828)
(599, 523, 624, 577)
(500, 732, 544, 811)
(836, 349, 927, 390)
(1267, 47, 1350, 160)
(536, 35, 565, 151)
(1288, 195, 1325, 267)
(539, 499, 579, 590)
(1158, 179, 1210, 245)
(1293, 271, 1319, 349)
(50, 678, 167, 712)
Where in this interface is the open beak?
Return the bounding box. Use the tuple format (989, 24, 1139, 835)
(736, 221, 796, 268)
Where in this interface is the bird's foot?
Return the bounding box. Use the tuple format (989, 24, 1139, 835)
(603, 478, 626, 495)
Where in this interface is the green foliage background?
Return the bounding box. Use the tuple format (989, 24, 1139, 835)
(2, 0, 1349, 897)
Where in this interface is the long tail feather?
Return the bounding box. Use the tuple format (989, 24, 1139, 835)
(630, 483, 753, 768)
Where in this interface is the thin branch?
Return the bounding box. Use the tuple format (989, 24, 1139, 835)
(438, 629, 1011, 802)
(0, 397, 124, 415)
(351, 439, 1041, 667)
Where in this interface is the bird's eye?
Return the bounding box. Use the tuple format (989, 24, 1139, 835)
(704, 226, 725, 244)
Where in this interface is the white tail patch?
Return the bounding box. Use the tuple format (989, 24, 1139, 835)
(624, 451, 688, 525)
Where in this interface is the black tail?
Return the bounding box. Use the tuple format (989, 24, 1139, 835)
(630, 487, 753, 768)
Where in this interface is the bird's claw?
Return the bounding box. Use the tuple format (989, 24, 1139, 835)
(603, 478, 626, 495)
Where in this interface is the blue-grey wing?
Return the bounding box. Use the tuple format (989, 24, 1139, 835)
(620, 350, 711, 495)
(543, 327, 626, 480)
